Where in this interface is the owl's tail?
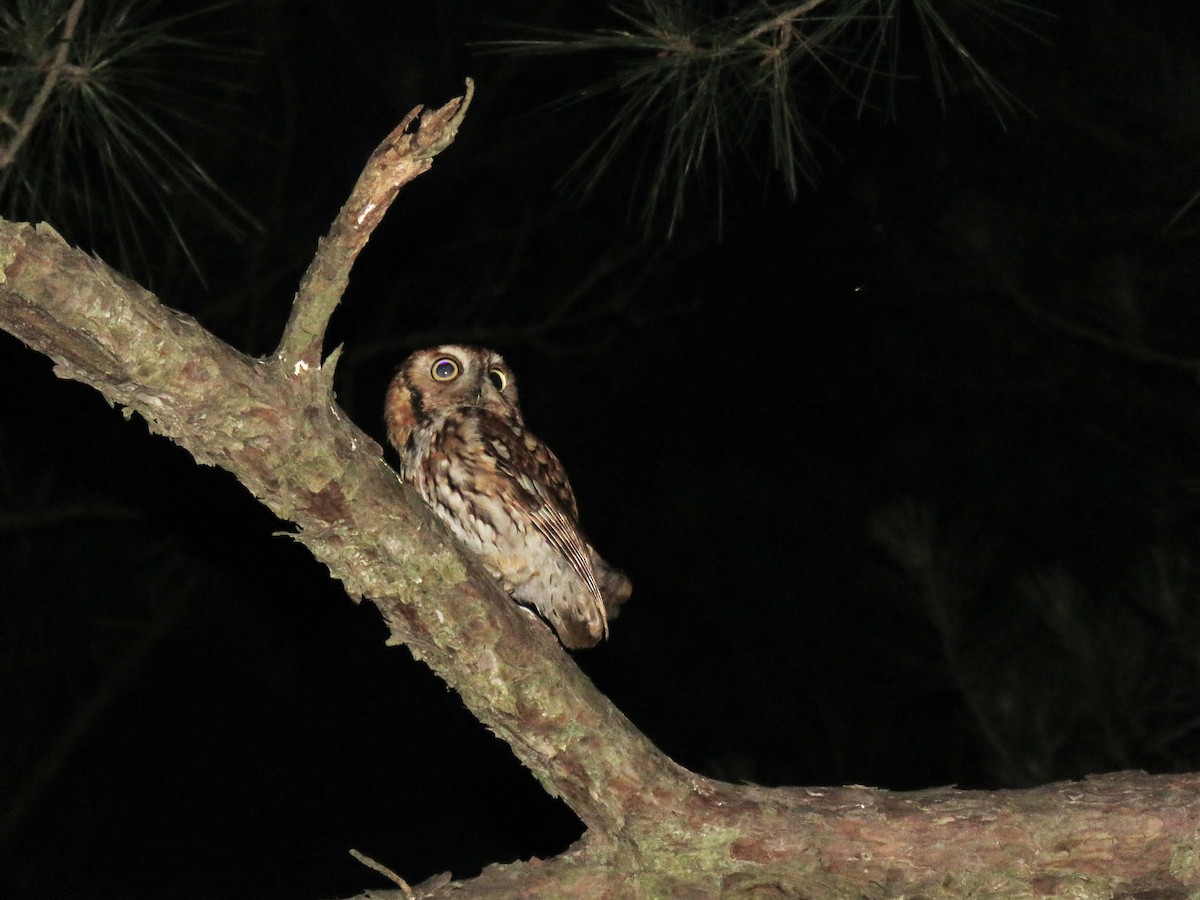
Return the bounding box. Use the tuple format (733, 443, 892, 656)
(590, 548, 632, 621)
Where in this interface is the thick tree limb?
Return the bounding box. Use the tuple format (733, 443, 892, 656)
(4, 88, 1200, 897)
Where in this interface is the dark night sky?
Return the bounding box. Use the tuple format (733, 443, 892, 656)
(4, 1, 1200, 896)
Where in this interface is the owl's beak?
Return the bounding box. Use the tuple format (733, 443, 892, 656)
(481, 383, 523, 424)
(480, 382, 510, 409)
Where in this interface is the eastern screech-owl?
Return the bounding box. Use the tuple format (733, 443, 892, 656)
(384, 345, 631, 649)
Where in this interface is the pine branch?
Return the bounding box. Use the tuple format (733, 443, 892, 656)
(744, 0, 830, 42)
(0, 0, 258, 281)
(489, 0, 1049, 233)
(0, 0, 88, 169)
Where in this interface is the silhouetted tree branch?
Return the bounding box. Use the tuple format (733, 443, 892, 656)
(3, 84, 1200, 899)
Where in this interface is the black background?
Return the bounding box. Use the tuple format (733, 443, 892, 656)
(4, 1, 1200, 896)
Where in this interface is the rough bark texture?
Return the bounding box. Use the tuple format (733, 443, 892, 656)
(4, 95, 1200, 899)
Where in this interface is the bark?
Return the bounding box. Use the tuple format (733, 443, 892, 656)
(2, 87, 1200, 899)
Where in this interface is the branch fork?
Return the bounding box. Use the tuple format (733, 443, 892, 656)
(275, 79, 475, 373)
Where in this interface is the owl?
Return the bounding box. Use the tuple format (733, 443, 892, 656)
(384, 345, 631, 649)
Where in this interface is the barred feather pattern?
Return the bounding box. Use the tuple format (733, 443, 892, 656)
(384, 345, 631, 649)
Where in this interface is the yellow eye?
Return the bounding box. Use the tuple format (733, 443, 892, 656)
(431, 358, 460, 381)
(488, 368, 507, 391)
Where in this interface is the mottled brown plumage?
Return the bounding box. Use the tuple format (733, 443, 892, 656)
(384, 345, 630, 649)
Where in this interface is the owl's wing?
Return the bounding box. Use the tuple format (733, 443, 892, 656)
(508, 425, 579, 520)
(478, 417, 608, 643)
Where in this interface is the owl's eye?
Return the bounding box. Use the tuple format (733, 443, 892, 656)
(431, 358, 460, 381)
(488, 368, 507, 392)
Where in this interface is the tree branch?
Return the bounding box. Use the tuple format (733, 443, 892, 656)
(745, 0, 830, 43)
(0, 210, 670, 838)
(0, 0, 88, 170)
(5, 86, 1200, 896)
(275, 78, 474, 370)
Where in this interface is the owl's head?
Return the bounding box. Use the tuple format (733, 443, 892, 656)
(384, 345, 522, 449)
